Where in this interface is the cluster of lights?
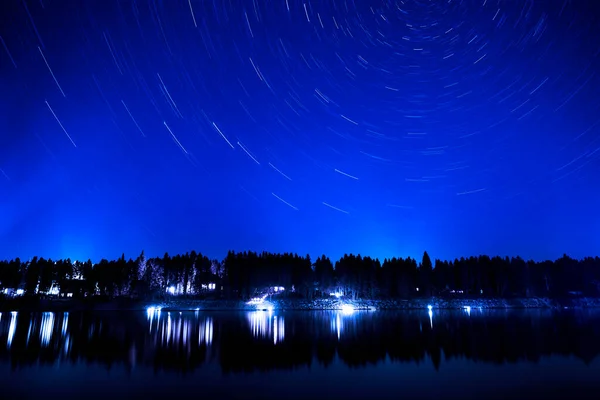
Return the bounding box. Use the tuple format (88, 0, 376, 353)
(147, 306, 162, 314)
(2, 288, 25, 296)
(247, 294, 268, 305)
(165, 283, 217, 296)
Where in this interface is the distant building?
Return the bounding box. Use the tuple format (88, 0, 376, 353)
(2, 288, 25, 297)
(59, 280, 87, 298)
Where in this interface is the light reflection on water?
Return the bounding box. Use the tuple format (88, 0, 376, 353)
(40, 312, 55, 346)
(7, 311, 17, 348)
(147, 309, 214, 348)
(0, 306, 497, 354)
(1, 308, 599, 376)
(247, 310, 285, 344)
(0, 309, 599, 400)
(8, 311, 65, 349)
(331, 310, 360, 340)
(145, 308, 371, 347)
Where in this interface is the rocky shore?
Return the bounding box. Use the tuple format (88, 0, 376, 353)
(3, 296, 600, 312)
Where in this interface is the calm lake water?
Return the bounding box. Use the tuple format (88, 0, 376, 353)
(1, 308, 600, 399)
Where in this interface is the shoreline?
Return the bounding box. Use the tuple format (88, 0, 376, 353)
(3, 296, 600, 312)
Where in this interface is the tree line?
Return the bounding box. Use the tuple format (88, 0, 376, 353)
(0, 250, 599, 299)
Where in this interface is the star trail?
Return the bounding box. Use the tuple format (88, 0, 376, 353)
(0, 0, 599, 263)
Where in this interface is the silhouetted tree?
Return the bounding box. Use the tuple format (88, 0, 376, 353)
(314, 255, 334, 297)
(1, 250, 600, 301)
(419, 251, 433, 296)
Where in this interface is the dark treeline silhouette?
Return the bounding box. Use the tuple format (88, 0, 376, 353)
(1, 250, 600, 300)
(1, 309, 600, 373)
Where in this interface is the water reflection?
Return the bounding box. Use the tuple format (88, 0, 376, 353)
(147, 309, 213, 348)
(0, 309, 599, 373)
(7, 311, 17, 348)
(248, 311, 285, 344)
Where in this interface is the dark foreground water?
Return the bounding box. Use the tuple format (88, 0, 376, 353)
(1, 308, 600, 400)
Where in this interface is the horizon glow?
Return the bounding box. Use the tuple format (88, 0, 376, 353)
(0, 1, 599, 264)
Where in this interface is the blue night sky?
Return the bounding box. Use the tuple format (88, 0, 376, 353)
(0, 0, 599, 263)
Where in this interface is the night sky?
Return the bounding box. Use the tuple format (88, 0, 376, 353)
(1, 1, 599, 263)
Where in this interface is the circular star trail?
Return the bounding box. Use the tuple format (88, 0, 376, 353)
(0, 0, 599, 262)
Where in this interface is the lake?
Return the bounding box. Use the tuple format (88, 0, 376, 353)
(1, 308, 599, 399)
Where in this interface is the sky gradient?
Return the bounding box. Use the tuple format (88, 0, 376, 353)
(1, 0, 599, 263)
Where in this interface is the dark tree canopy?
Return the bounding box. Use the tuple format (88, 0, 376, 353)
(1, 251, 599, 300)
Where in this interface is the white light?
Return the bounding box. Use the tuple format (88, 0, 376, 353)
(341, 304, 354, 314)
(168, 286, 175, 295)
(16, 289, 24, 296)
(427, 305, 433, 311)
(464, 305, 471, 316)
(267, 306, 273, 313)
(247, 294, 267, 305)
(416, 287, 419, 292)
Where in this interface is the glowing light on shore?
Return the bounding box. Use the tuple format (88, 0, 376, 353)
(247, 294, 268, 305)
(146, 306, 162, 316)
(464, 305, 471, 316)
(341, 304, 354, 315)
